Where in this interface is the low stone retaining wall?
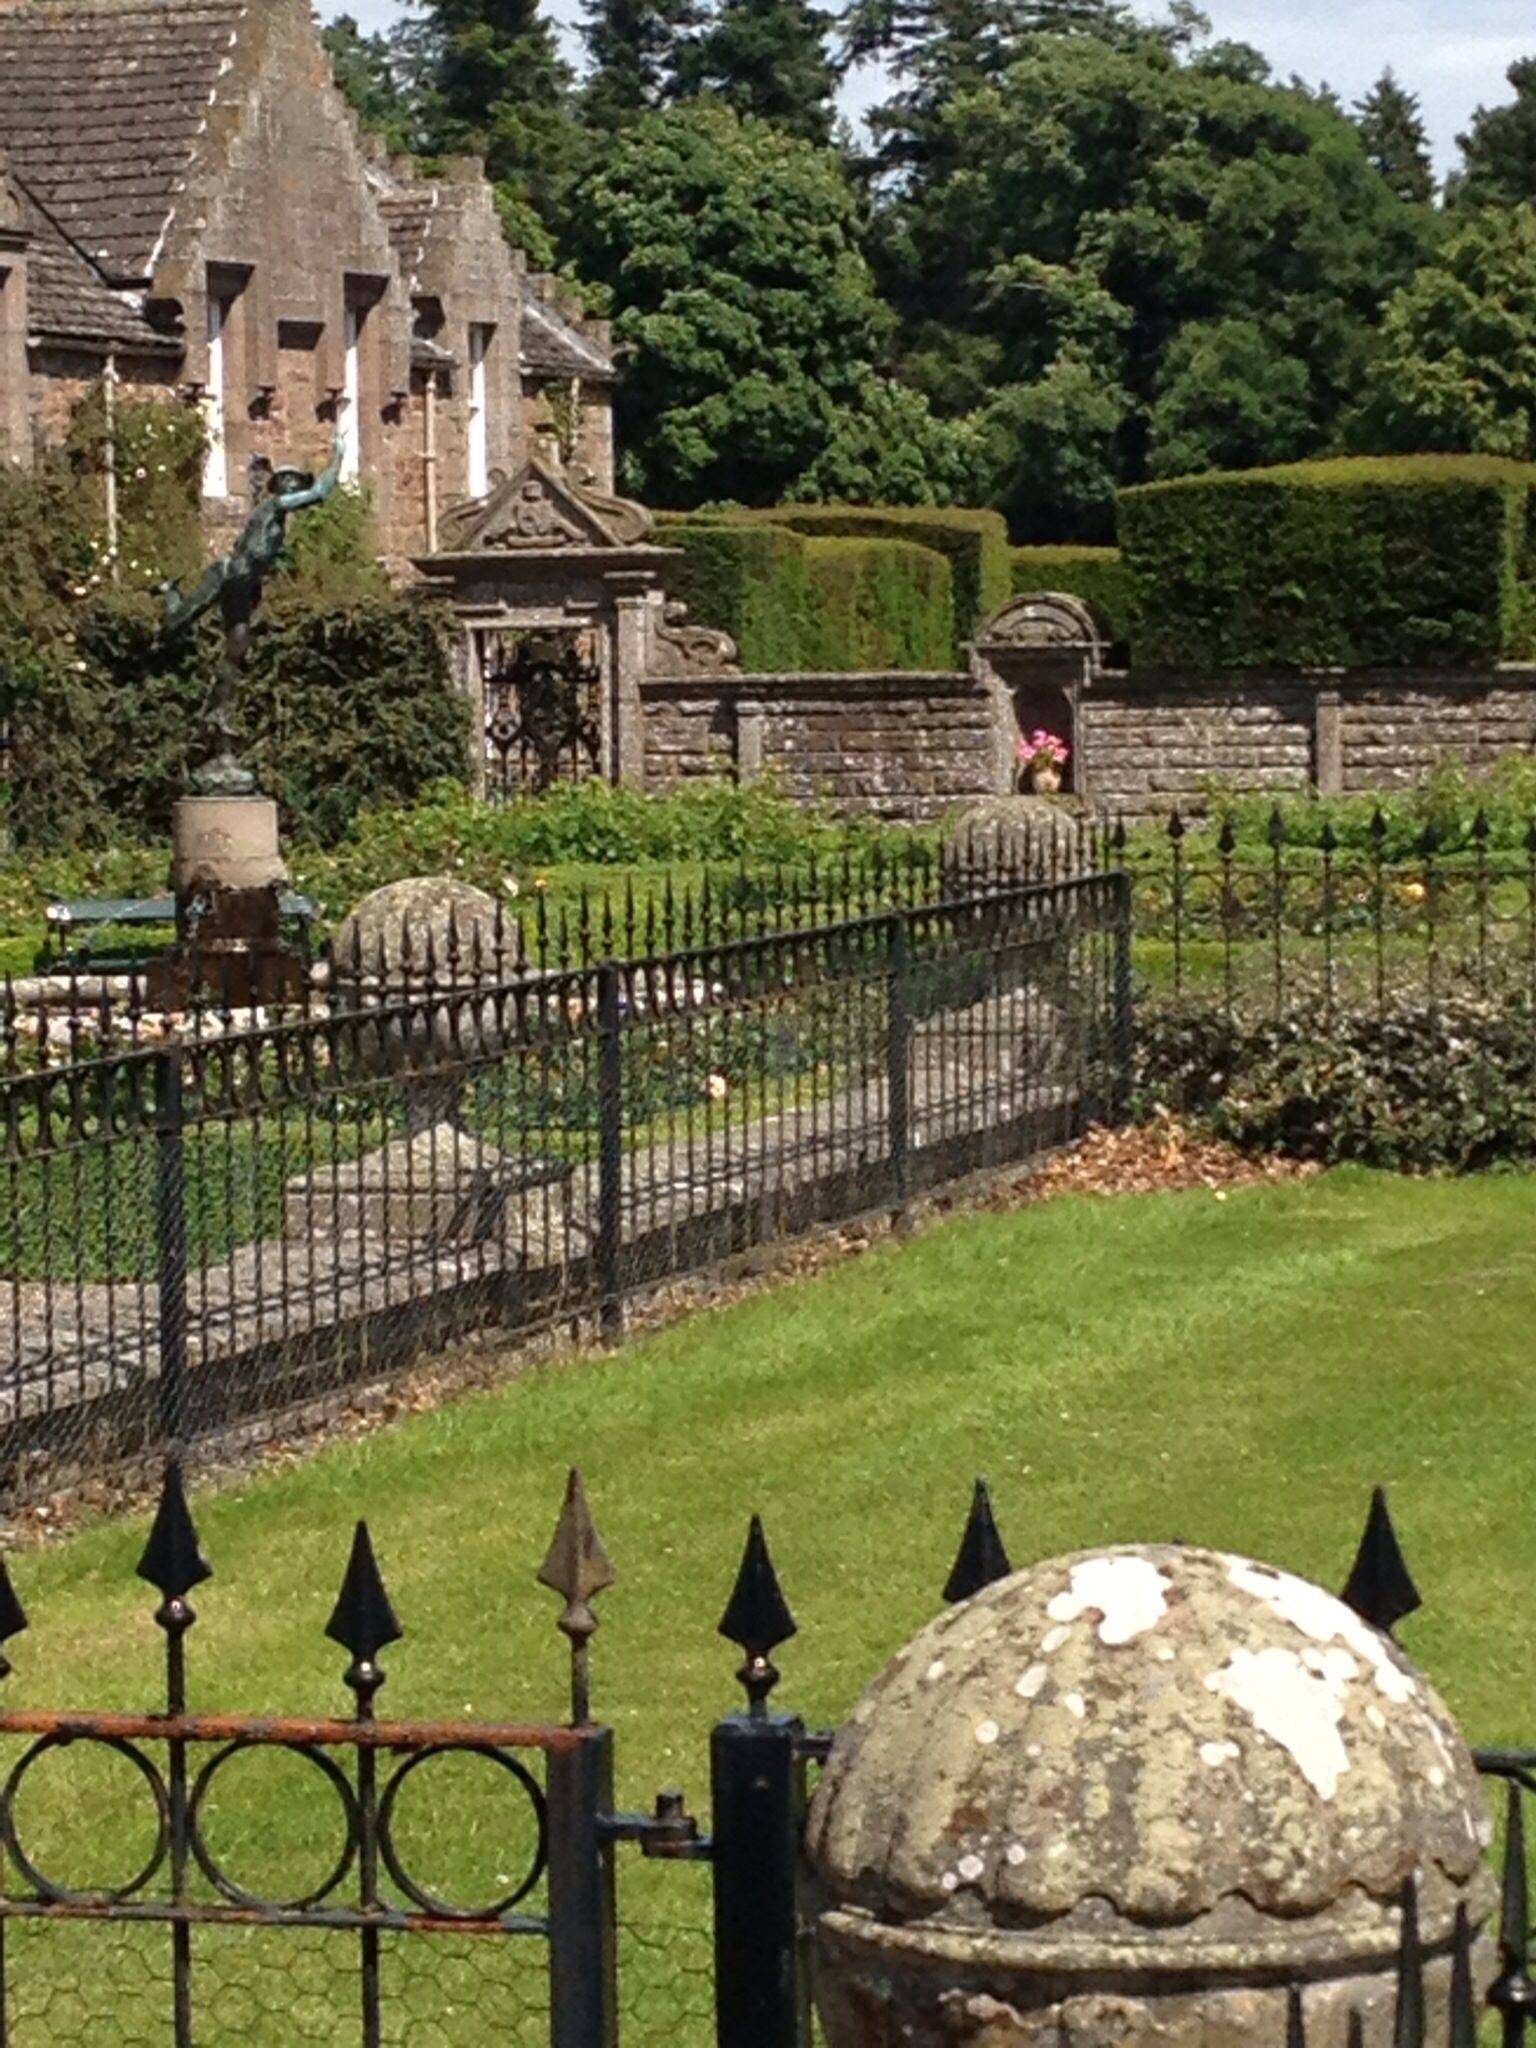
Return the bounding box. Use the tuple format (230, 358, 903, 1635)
(1083, 666, 1536, 812)
(642, 670, 1003, 820)
(641, 662, 1536, 822)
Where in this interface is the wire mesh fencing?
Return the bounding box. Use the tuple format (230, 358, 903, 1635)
(0, 863, 1131, 1508)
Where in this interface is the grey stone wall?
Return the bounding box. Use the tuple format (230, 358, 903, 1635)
(1083, 667, 1536, 814)
(642, 671, 1004, 821)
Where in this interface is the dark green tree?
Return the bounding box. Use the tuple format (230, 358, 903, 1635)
(864, 26, 1432, 534)
(1348, 205, 1536, 458)
(581, 0, 700, 129)
(412, 0, 581, 261)
(1355, 68, 1436, 205)
(563, 102, 914, 504)
(682, 0, 839, 145)
(1147, 317, 1314, 476)
(1458, 58, 1536, 207)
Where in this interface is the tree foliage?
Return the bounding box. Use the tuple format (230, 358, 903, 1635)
(680, 0, 838, 144)
(562, 102, 899, 505)
(1458, 59, 1536, 209)
(1348, 207, 1536, 460)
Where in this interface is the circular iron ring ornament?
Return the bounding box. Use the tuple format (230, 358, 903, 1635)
(1, 1735, 170, 1903)
(188, 1741, 362, 1912)
(377, 1745, 548, 1920)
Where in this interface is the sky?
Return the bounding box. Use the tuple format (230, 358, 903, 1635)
(331, 0, 1531, 176)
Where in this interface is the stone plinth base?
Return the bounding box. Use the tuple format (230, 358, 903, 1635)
(285, 1123, 572, 1252)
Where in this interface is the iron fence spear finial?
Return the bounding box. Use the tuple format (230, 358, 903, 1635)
(718, 1515, 796, 1716)
(137, 1461, 212, 1615)
(943, 1477, 1012, 1604)
(325, 1520, 402, 1719)
(537, 1468, 614, 1727)
(1340, 1487, 1421, 1637)
(0, 1556, 28, 1681)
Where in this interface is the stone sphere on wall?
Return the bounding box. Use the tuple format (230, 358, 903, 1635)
(805, 1544, 1494, 2048)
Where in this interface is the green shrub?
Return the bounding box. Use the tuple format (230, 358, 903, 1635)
(1, 390, 464, 853)
(763, 505, 1010, 651)
(1171, 755, 1536, 859)
(1120, 455, 1536, 670)
(1139, 993, 1536, 1172)
(1011, 546, 1130, 646)
(663, 519, 955, 670)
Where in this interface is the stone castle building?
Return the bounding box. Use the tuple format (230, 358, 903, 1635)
(0, 0, 617, 565)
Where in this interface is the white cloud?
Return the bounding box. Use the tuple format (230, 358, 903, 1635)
(331, 0, 1532, 177)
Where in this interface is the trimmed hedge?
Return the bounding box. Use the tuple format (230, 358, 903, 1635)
(1011, 546, 1130, 647)
(762, 506, 1010, 654)
(802, 537, 954, 669)
(1120, 456, 1536, 671)
(670, 504, 1009, 659)
(663, 519, 955, 671)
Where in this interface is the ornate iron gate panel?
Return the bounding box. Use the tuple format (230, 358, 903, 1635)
(481, 631, 604, 800)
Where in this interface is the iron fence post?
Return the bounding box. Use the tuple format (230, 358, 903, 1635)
(153, 1047, 189, 1449)
(547, 1727, 619, 2048)
(595, 962, 623, 1338)
(887, 913, 910, 1213)
(711, 1710, 811, 2048)
(1111, 871, 1135, 1122)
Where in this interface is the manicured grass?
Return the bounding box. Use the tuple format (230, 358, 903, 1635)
(3, 1169, 1534, 2036)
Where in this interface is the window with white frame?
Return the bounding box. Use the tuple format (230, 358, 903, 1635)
(202, 290, 231, 498)
(467, 322, 493, 499)
(340, 304, 363, 483)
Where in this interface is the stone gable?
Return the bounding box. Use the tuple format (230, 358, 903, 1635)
(0, 0, 619, 566)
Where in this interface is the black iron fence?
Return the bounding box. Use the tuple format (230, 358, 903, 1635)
(1120, 808, 1536, 1022)
(0, 1468, 1520, 2048)
(0, 869, 1130, 1504)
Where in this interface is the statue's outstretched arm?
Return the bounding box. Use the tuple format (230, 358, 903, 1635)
(276, 436, 346, 512)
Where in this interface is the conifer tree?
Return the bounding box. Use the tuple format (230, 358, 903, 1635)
(1355, 69, 1436, 205)
(581, 0, 701, 129)
(683, 0, 839, 144)
(413, 0, 580, 258)
(1458, 58, 1536, 207)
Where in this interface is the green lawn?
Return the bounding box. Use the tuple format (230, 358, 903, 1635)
(1, 1168, 1534, 2040)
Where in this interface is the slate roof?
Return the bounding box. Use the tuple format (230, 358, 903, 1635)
(520, 279, 614, 381)
(0, 0, 246, 283)
(21, 188, 177, 349)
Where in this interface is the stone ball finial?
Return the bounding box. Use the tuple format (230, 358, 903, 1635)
(805, 1544, 1494, 2048)
(329, 877, 526, 1116)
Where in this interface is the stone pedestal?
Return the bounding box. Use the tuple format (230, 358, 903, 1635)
(147, 793, 304, 1008)
(171, 794, 287, 896)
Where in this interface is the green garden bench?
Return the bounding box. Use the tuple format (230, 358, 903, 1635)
(43, 892, 317, 968)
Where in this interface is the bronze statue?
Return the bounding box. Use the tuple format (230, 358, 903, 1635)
(161, 438, 344, 795)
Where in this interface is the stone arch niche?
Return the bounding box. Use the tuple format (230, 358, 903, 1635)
(971, 592, 1105, 800)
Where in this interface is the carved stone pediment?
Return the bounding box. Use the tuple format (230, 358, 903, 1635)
(975, 591, 1103, 652)
(435, 459, 656, 554)
(649, 600, 741, 679)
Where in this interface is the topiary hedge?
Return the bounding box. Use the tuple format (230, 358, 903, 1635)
(1011, 546, 1131, 648)
(802, 537, 954, 669)
(1120, 456, 1536, 671)
(762, 505, 1010, 654)
(662, 518, 956, 670)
